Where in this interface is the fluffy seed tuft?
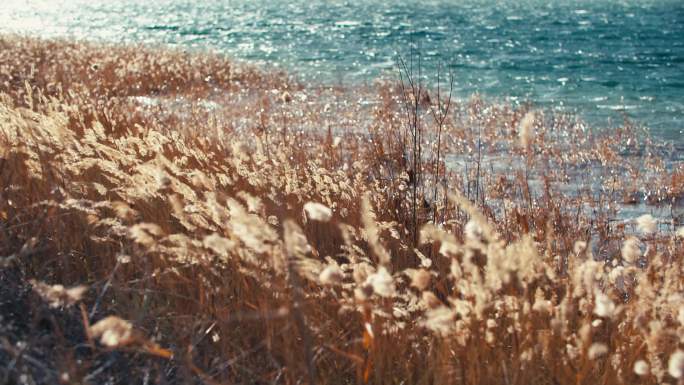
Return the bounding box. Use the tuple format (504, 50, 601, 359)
(636, 214, 657, 234)
(669, 350, 684, 379)
(304, 202, 333, 222)
(89, 316, 134, 348)
(633, 360, 649, 376)
(30, 280, 87, 308)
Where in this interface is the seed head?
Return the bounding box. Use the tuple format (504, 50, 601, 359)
(89, 316, 134, 348)
(676, 227, 684, 238)
(364, 266, 395, 297)
(518, 111, 535, 147)
(621, 237, 641, 264)
(633, 360, 649, 376)
(588, 343, 608, 360)
(409, 269, 431, 290)
(31, 280, 87, 308)
(669, 350, 684, 379)
(319, 263, 344, 285)
(573, 240, 587, 255)
(594, 291, 616, 318)
(304, 202, 333, 222)
(636, 214, 657, 234)
(464, 219, 484, 243)
(423, 306, 456, 336)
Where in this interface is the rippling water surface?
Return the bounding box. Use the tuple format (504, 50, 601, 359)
(2, 0, 683, 141)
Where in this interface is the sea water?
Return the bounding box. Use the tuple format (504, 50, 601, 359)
(2, 0, 683, 142)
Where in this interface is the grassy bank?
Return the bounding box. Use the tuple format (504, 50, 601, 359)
(0, 35, 683, 385)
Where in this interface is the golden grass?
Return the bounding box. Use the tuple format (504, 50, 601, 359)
(0, 35, 683, 384)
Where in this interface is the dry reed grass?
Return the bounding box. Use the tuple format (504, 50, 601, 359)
(0, 35, 683, 385)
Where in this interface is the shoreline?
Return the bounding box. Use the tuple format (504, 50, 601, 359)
(2, 34, 681, 222)
(3, 28, 682, 142)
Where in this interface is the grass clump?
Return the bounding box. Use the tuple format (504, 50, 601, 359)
(0, 35, 683, 385)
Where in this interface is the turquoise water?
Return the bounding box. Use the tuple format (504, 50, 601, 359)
(2, 0, 683, 141)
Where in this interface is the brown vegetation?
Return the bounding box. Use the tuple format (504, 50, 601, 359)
(0, 35, 683, 385)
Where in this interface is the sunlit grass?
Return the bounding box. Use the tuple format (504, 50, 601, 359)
(0, 35, 682, 385)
